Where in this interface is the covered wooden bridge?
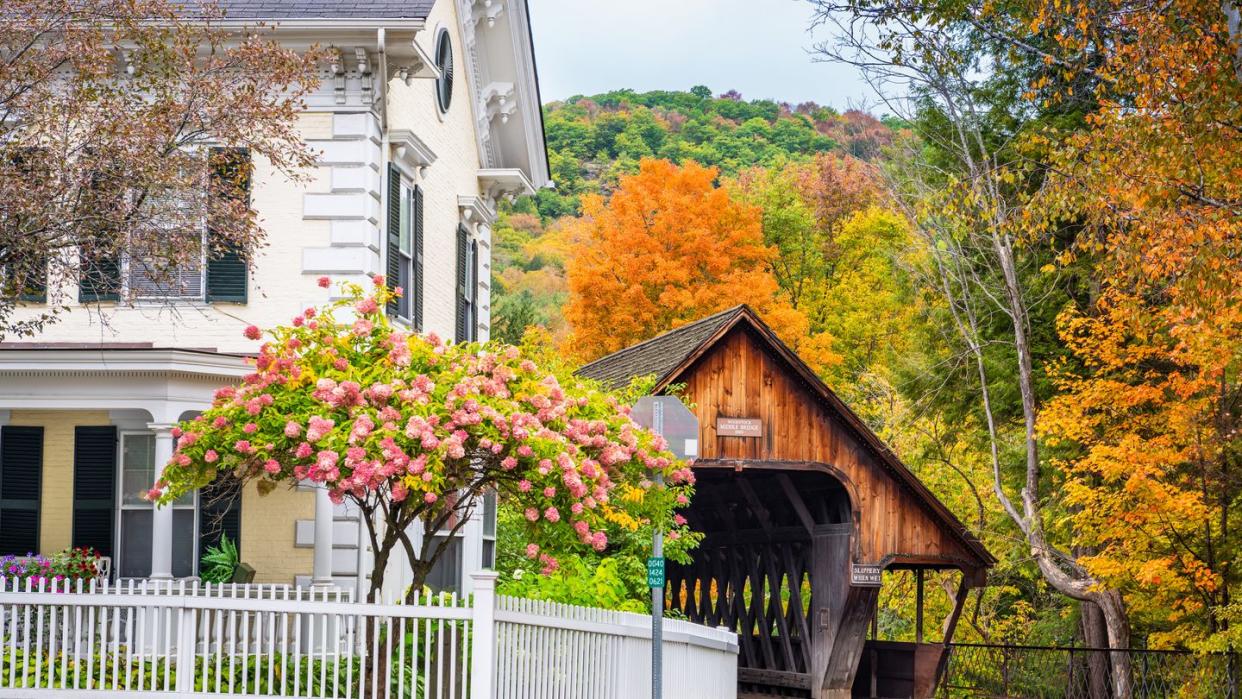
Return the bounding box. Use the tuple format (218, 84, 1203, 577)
(579, 306, 994, 699)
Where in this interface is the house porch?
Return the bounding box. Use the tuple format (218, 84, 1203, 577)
(0, 346, 346, 590)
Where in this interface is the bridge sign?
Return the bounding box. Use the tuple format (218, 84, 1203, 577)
(851, 562, 883, 587)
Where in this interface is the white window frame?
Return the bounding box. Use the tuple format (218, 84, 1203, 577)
(114, 431, 199, 580)
(395, 177, 415, 322)
(481, 490, 496, 569)
(125, 148, 212, 303)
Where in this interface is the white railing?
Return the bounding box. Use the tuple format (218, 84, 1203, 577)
(0, 573, 738, 699)
(494, 597, 738, 699)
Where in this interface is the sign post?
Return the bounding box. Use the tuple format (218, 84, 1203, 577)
(631, 396, 698, 699)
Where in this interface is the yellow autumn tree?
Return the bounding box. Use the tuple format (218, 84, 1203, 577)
(1034, 0, 1242, 649)
(563, 159, 825, 365)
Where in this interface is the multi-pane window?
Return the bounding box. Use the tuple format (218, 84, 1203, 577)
(395, 182, 413, 318)
(424, 535, 463, 593)
(78, 147, 249, 304)
(455, 227, 478, 342)
(116, 432, 196, 579)
(385, 165, 423, 328)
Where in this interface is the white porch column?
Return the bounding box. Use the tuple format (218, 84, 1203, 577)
(311, 486, 335, 587)
(149, 423, 176, 580)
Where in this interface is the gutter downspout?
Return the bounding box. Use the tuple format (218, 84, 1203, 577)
(376, 28, 388, 132)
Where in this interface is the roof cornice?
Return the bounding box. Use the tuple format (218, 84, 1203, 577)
(0, 348, 251, 378)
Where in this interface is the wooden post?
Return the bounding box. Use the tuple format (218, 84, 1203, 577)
(916, 569, 925, 644)
(810, 531, 851, 696)
(933, 576, 972, 692)
(821, 585, 880, 698)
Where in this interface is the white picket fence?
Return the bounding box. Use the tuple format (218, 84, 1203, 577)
(0, 573, 737, 699)
(494, 597, 737, 699)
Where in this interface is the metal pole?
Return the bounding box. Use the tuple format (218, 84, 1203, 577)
(651, 400, 664, 699)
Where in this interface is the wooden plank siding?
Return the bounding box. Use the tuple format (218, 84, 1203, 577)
(673, 325, 982, 571)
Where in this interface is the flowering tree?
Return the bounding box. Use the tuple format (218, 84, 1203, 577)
(0, 0, 320, 338)
(152, 277, 696, 603)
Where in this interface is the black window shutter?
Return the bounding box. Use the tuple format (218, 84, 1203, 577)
(470, 239, 479, 340)
(8, 150, 48, 304)
(206, 147, 251, 303)
(413, 185, 425, 330)
(198, 474, 242, 560)
(385, 163, 402, 317)
(0, 426, 43, 555)
(455, 225, 469, 342)
(17, 258, 47, 303)
(73, 426, 117, 557)
(78, 255, 120, 302)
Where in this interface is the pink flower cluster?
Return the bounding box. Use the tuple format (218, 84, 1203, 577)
(150, 278, 695, 575)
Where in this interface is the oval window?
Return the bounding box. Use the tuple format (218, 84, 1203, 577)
(435, 30, 453, 113)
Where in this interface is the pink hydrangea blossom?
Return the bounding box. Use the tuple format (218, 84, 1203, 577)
(306, 416, 335, 443)
(152, 283, 694, 592)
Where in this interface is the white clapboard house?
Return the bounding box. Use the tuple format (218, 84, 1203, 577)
(0, 0, 549, 601)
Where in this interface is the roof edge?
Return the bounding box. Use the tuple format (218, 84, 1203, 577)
(576, 305, 749, 384)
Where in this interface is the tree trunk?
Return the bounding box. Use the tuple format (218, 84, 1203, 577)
(1080, 601, 1111, 699)
(1225, 0, 1242, 82)
(1096, 590, 1132, 699)
(991, 230, 1133, 699)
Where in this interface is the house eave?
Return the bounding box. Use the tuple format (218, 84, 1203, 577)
(211, 19, 427, 31)
(0, 347, 252, 379)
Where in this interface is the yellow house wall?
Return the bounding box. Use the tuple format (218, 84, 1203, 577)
(8, 409, 112, 554)
(5, 410, 311, 584)
(238, 481, 313, 584)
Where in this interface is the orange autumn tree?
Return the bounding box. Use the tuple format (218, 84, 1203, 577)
(563, 159, 822, 364)
(1035, 0, 1242, 649)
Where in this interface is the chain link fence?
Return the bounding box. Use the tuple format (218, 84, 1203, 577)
(940, 643, 1241, 698)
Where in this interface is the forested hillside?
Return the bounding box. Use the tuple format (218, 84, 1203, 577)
(491, 87, 898, 344)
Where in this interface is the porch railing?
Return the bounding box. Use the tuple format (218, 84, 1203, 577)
(0, 574, 739, 699)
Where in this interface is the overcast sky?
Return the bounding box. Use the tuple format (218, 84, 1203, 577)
(525, 0, 872, 109)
